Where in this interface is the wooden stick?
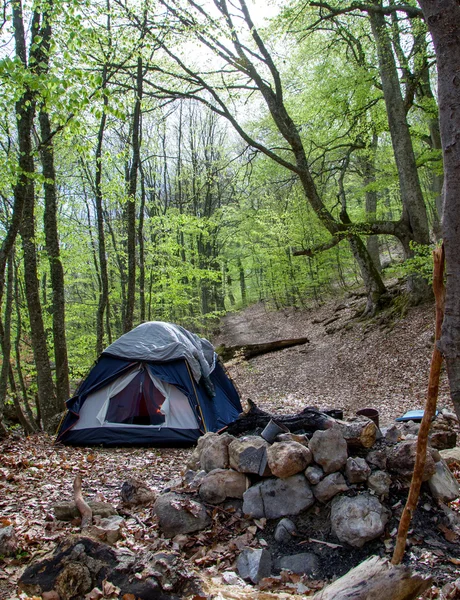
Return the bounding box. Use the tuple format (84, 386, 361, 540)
(392, 245, 445, 565)
(312, 555, 431, 600)
(73, 475, 93, 529)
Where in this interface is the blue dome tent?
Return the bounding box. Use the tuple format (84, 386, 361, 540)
(56, 322, 242, 446)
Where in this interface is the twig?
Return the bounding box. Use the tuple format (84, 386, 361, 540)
(392, 245, 445, 565)
(73, 475, 93, 529)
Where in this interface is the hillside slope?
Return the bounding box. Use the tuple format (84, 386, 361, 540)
(213, 295, 451, 426)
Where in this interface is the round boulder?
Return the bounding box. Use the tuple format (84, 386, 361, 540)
(267, 441, 312, 478)
(330, 493, 389, 548)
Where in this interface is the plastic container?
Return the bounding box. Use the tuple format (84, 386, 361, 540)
(261, 418, 290, 443)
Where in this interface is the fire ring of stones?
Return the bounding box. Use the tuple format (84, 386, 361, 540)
(150, 412, 459, 584)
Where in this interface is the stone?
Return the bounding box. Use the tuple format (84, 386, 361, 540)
(429, 430, 457, 450)
(154, 493, 210, 538)
(276, 433, 310, 447)
(428, 459, 460, 503)
(89, 516, 125, 545)
(187, 432, 217, 470)
(200, 433, 235, 472)
(346, 457, 371, 483)
(267, 441, 312, 478)
(199, 469, 249, 504)
(229, 436, 271, 476)
(331, 493, 389, 548)
(367, 470, 391, 498)
(0, 525, 18, 556)
(121, 478, 156, 506)
(54, 501, 117, 522)
(313, 473, 348, 503)
(236, 548, 272, 584)
(381, 425, 400, 444)
(440, 447, 460, 467)
(186, 470, 207, 491)
(305, 465, 324, 485)
(276, 553, 320, 576)
(274, 518, 297, 544)
(243, 474, 314, 519)
(366, 449, 387, 471)
(387, 441, 436, 482)
(308, 428, 347, 474)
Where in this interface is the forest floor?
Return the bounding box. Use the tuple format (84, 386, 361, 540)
(1, 292, 459, 599)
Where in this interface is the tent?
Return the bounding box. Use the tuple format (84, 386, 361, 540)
(56, 322, 242, 446)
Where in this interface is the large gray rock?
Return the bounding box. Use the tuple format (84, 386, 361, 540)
(0, 525, 18, 556)
(309, 428, 348, 474)
(428, 459, 460, 502)
(154, 493, 210, 538)
(313, 473, 348, 504)
(267, 441, 312, 478)
(229, 436, 271, 476)
(243, 474, 314, 519)
(274, 518, 297, 544)
(367, 470, 391, 498)
(276, 553, 320, 576)
(199, 469, 249, 504)
(346, 457, 371, 484)
(331, 494, 389, 548)
(387, 441, 436, 482)
(366, 449, 387, 471)
(236, 548, 272, 583)
(200, 433, 235, 472)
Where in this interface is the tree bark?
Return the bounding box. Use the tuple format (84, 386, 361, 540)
(418, 0, 460, 422)
(368, 6, 429, 249)
(217, 337, 310, 361)
(94, 65, 111, 355)
(39, 107, 70, 406)
(123, 56, 143, 333)
(312, 555, 431, 600)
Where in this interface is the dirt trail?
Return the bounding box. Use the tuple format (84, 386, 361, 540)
(213, 296, 451, 426)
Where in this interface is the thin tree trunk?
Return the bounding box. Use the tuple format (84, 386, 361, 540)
(123, 56, 143, 333)
(0, 255, 14, 426)
(94, 67, 110, 354)
(418, 0, 460, 421)
(39, 109, 70, 406)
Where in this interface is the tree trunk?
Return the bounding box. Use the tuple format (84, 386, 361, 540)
(368, 7, 429, 248)
(94, 65, 110, 355)
(39, 109, 70, 407)
(0, 1, 31, 310)
(123, 56, 143, 333)
(0, 255, 14, 426)
(418, 0, 460, 421)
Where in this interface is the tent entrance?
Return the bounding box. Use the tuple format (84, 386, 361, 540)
(105, 369, 166, 426)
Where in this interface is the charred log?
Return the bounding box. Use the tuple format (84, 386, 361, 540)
(224, 399, 335, 436)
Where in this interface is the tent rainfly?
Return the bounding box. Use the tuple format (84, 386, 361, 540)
(56, 322, 242, 446)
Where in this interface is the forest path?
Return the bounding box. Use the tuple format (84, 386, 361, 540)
(213, 294, 450, 426)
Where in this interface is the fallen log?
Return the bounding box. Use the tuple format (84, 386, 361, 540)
(312, 555, 431, 600)
(224, 399, 335, 436)
(216, 336, 309, 362)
